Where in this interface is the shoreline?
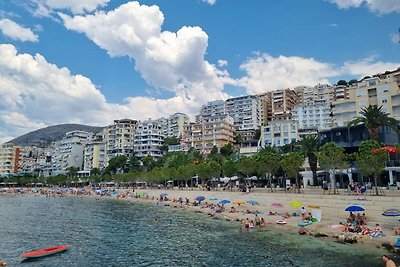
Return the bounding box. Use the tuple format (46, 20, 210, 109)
(2, 186, 400, 256)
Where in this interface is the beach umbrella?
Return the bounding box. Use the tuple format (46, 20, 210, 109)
(219, 199, 231, 204)
(271, 203, 284, 208)
(234, 200, 245, 205)
(290, 201, 303, 208)
(308, 204, 320, 209)
(195, 196, 206, 202)
(247, 200, 259, 205)
(382, 208, 400, 217)
(160, 193, 168, 197)
(345, 205, 364, 212)
(210, 197, 218, 201)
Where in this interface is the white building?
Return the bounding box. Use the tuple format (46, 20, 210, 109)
(48, 131, 92, 176)
(293, 103, 332, 132)
(196, 100, 226, 122)
(103, 119, 138, 161)
(157, 113, 189, 138)
(83, 140, 107, 172)
(260, 120, 300, 147)
(134, 119, 165, 158)
(226, 95, 262, 131)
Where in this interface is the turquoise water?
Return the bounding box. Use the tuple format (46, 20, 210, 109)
(0, 195, 386, 266)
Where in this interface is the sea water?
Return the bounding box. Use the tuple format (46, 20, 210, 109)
(0, 195, 386, 266)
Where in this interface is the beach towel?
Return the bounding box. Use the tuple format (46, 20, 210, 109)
(370, 233, 384, 238)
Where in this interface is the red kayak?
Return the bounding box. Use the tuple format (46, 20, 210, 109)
(21, 245, 71, 258)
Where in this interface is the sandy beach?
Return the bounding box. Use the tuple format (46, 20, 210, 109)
(129, 187, 400, 250)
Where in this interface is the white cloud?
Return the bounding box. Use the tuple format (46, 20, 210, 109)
(202, 0, 217, 5)
(327, 0, 400, 14)
(0, 19, 38, 42)
(237, 53, 400, 94)
(218, 60, 228, 67)
(25, 0, 109, 16)
(0, 44, 211, 142)
(237, 53, 340, 94)
(341, 57, 400, 77)
(60, 1, 230, 104)
(328, 23, 338, 27)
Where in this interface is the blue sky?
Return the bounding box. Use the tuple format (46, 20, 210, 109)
(0, 0, 399, 143)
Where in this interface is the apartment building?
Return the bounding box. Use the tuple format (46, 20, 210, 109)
(293, 103, 332, 132)
(226, 95, 262, 131)
(196, 100, 226, 122)
(183, 115, 235, 155)
(83, 139, 107, 172)
(46, 131, 92, 176)
(103, 119, 138, 161)
(333, 69, 400, 126)
(17, 146, 44, 174)
(134, 119, 165, 158)
(259, 120, 300, 147)
(159, 113, 189, 138)
(257, 89, 299, 124)
(0, 143, 20, 175)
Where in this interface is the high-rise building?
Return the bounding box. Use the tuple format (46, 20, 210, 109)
(47, 131, 92, 175)
(226, 95, 262, 131)
(256, 89, 300, 124)
(103, 119, 138, 161)
(259, 120, 300, 147)
(183, 115, 235, 154)
(84, 139, 107, 172)
(333, 69, 400, 126)
(162, 113, 190, 138)
(196, 100, 226, 122)
(0, 143, 20, 175)
(134, 119, 165, 158)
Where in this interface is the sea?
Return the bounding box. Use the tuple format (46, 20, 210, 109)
(0, 195, 388, 266)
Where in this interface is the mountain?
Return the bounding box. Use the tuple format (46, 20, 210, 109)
(9, 124, 104, 147)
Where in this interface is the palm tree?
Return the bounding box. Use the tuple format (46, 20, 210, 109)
(348, 105, 399, 140)
(299, 135, 319, 186)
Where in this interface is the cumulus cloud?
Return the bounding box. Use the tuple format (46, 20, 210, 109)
(341, 57, 400, 77)
(237, 53, 400, 94)
(0, 19, 38, 42)
(327, 0, 400, 14)
(0, 44, 209, 143)
(202, 0, 217, 5)
(237, 53, 340, 94)
(25, 0, 109, 16)
(60, 1, 230, 104)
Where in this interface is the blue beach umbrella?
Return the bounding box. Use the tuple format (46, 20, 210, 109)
(195, 196, 206, 202)
(219, 199, 231, 204)
(210, 197, 218, 201)
(160, 193, 168, 197)
(382, 208, 400, 217)
(345, 205, 365, 212)
(247, 200, 259, 205)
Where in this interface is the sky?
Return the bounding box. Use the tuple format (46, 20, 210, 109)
(0, 0, 399, 144)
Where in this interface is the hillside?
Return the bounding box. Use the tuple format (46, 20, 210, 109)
(9, 124, 104, 147)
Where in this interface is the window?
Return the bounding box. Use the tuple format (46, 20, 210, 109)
(381, 99, 388, 104)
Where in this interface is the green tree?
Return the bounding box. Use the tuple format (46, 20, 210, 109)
(280, 152, 304, 193)
(222, 160, 238, 178)
(318, 142, 348, 194)
(66, 166, 79, 178)
(106, 155, 128, 174)
(256, 151, 280, 192)
(337, 79, 347, 86)
(128, 153, 141, 172)
(356, 140, 387, 195)
(220, 143, 234, 157)
(299, 135, 319, 185)
(160, 136, 180, 152)
(348, 105, 399, 140)
(348, 79, 358, 85)
(90, 168, 100, 176)
(237, 156, 256, 186)
(141, 155, 156, 172)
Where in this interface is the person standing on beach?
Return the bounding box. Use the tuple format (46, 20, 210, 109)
(381, 255, 396, 267)
(300, 207, 306, 221)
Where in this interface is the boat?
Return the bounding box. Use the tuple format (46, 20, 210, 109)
(21, 245, 71, 258)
